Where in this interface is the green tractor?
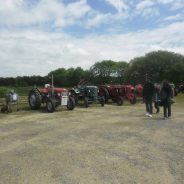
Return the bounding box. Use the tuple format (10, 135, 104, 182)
(70, 81, 105, 108)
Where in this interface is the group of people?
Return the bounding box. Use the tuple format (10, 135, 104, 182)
(143, 80, 174, 119)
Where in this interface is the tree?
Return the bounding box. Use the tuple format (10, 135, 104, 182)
(124, 50, 184, 84)
(90, 60, 128, 84)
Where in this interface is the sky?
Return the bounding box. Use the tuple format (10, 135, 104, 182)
(0, 0, 184, 77)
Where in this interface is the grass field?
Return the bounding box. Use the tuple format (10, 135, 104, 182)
(0, 94, 184, 184)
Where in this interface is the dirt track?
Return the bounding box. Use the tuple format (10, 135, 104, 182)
(0, 96, 184, 184)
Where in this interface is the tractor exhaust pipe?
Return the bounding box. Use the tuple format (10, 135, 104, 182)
(51, 74, 54, 96)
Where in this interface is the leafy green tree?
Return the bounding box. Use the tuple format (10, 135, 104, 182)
(125, 50, 184, 84)
(90, 60, 128, 84)
(48, 68, 67, 86)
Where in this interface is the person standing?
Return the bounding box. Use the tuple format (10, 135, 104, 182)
(154, 83, 161, 113)
(160, 81, 173, 119)
(143, 80, 155, 117)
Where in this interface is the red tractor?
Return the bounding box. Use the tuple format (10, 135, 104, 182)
(99, 85, 123, 105)
(122, 85, 137, 104)
(134, 84, 143, 97)
(99, 84, 136, 105)
(28, 84, 75, 113)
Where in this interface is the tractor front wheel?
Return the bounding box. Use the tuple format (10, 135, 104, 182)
(100, 96, 105, 107)
(99, 87, 109, 103)
(116, 96, 123, 106)
(46, 99, 55, 113)
(67, 96, 75, 110)
(130, 97, 137, 104)
(84, 97, 89, 108)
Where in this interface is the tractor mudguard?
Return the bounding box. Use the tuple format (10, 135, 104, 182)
(71, 88, 80, 94)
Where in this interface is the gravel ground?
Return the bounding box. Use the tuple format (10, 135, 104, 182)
(0, 95, 184, 184)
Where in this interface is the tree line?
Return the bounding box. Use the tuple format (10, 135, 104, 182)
(0, 50, 184, 87)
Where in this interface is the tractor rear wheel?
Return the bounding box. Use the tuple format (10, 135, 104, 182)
(99, 87, 109, 103)
(116, 96, 123, 106)
(67, 96, 75, 110)
(28, 88, 42, 110)
(46, 99, 55, 113)
(70, 90, 78, 105)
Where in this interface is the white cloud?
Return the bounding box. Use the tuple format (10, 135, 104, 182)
(0, 0, 184, 77)
(136, 0, 155, 11)
(157, 0, 184, 10)
(157, 0, 174, 4)
(0, 0, 91, 28)
(163, 13, 184, 21)
(141, 7, 160, 18)
(0, 21, 184, 77)
(104, 0, 128, 13)
(134, 0, 160, 18)
(0, 0, 23, 10)
(86, 13, 111, 28)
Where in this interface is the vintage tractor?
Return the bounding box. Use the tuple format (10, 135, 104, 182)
(123, 85, 137, 104)
(99, 85, 124, 105)
(28, 84, 75, 113)
(99, 84, 136, 105)
(134, 84, 143, 97)
(70, 81, 105, 108)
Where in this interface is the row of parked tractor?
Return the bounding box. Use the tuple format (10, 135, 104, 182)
(28, 82, 143, 113)
(2, 80, 183, 113)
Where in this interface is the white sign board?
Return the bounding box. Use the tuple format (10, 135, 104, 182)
(61, 94, 68, 106)
(12, 93, 18, 102)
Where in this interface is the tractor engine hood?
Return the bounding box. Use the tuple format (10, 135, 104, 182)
(86, 86, 98, 89)
(40, 87, 68, 93)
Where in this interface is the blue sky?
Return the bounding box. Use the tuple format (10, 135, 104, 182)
(0, 0, 184, 77)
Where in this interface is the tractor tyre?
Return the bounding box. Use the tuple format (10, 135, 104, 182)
(116, 96, 123, 106)
(100, 96, 105, 107)
(84, 97, 89, 108)
(99, 87, 109, 103)
(67, 96, 75, 110)
(130, 97, 137, 104)
(46, 99, 56, 113)
(70, 90, 78, 105)
(28, 88, 42, 110)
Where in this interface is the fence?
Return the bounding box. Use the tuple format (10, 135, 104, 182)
(0, 96, 28, 107)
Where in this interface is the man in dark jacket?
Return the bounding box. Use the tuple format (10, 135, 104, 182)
(160, 80, 173, 119)
(143, 80, 155, 117)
